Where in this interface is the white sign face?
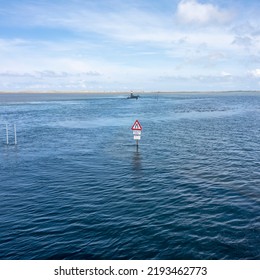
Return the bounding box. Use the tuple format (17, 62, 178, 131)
(134, 135, 141, 140)
(133, 130, 141, 135)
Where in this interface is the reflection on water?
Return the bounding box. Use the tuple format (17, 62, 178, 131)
(132, 148, 142, 172)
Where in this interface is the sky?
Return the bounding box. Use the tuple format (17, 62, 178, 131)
(0, 0, 260, 91)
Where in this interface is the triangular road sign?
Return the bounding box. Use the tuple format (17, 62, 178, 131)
(131, 120, 142, 130)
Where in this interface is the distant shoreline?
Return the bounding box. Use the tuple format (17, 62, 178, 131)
(0, 90, 260, 95)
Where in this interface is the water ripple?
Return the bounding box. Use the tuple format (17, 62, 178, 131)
(0, 93, 260, 259)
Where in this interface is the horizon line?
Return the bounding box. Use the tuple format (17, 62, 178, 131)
(1, 90, 260, 94)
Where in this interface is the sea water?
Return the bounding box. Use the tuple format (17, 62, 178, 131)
(0, 92, 259, 259)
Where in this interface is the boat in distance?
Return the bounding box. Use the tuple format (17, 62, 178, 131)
(127, 92, 139, 99)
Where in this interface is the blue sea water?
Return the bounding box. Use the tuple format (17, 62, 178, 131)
(0, 92, 259, 260)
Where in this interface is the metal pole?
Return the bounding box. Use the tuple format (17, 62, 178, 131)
(5, 123, 9, 145)
(6, 124, 9, 145)
(14, 124, 17, 145)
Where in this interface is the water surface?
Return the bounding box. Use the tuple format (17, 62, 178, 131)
(0, 92, 259, 259)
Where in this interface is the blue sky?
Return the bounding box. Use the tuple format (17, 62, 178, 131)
(0, 0, 260, 91)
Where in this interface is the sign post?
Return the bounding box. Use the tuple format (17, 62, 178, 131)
(131, 120, 142, 149)
(5, 124, 9, 145)
(14, 124, 17, 145)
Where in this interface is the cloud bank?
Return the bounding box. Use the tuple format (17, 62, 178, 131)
(0, 0, 259, 91)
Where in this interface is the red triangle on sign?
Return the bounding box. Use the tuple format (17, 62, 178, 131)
(131, 120, 142, 130)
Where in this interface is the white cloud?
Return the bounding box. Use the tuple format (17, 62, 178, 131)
(176, 0, 232, 25)
(232, 36, 252, 47)
(0, 2, 237, 48)
(6, 2, 172, 44)
(249, 69, 260, 78)
(220, 71, 232, 77)
(0, 70, 101, 78)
